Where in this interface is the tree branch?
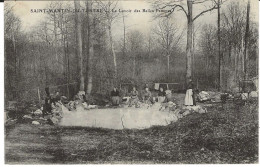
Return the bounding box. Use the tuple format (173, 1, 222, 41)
(192, 5, 218, 21)
(167, 4, 188, 18)
(193, 0, 209, 5)
(155, 3, 188, 18)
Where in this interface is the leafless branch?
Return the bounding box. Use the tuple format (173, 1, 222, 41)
(193, 5, 218, 21)
(193, 0, 209, 5)
(164, 4, 188, 18)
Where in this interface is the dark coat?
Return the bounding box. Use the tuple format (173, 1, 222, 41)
(187, 81, 194, 89)
(158, 90, 166, 97)
(111, 90, 120, 97)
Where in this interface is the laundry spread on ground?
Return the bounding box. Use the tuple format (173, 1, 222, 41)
(59, 103, 178, 129)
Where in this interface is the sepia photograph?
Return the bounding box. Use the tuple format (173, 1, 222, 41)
(3, 0, 259, 164)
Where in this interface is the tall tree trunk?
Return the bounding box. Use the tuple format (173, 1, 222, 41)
(186, 0, 193, 82)
(86, 0, 93, 94)
(63, 28, 70, 97)
(74, 0, 85, 91)
(12, 27, 18, 99)
(167, 54, 170, 80)
(192, 25, 195, 79)
(206, 52, 209, 82)
(87, 44, 94, 94)
(133, 53, 136, 80)
(244, 0, 250, 80)
(235, 47, 238, 83)
(60, 18, 67, 79)
(66, 40, 70, 97)
(122, 14, 126, 57)
(53, 12, 58, 62)
(148, 36, 151, 57)
(108, 24, 117, 79)
(217, 0, 221, 91)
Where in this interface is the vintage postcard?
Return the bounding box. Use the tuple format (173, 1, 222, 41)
(4, 0, 259, 164)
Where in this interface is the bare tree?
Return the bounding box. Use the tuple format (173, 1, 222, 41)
(96, 0, 120, 80)
(85, 0, 94, 94)
(55, 2, 72, 96)
(192, 23, 201, 79)
(199, 24, 217, 83)
(221, 2, 247, 86)
(74, 0, 85, 91)
(244, 0, 250, 80)
(122, 13, 127, 58)
(153, 0, 221, 83)
(126, 30, 144, 80)
(4, 3, 22, 100)
(213, 0, 225, 90)
(153, 17, 183, 80)
(47, 2, 60, 62)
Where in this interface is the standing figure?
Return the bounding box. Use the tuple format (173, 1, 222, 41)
(158, 87, 166, 103)
(111, 87, 120, 106)
(43, 87, 52, 117)
(129, 86, 139, 107)
(185, 78, 195, 106)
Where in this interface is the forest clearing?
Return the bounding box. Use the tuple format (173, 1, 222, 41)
(4, 0, 258, 164)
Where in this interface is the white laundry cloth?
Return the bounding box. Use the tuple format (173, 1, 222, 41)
(154, 83, 160, 90)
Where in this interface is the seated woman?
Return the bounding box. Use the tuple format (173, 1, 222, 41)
(158, 87, 166, 103)
(129, 86, 139, 107)
(54, 90, 61, 105)
(143, 87, 153, 104)
(165, 89, 173, 102)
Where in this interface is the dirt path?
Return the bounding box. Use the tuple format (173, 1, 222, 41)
(5, 124, 60, 164)
(5, 122, 178, 164)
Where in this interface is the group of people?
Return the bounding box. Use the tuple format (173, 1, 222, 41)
(43, 78, 196, 114)
(111, 78, 197, 107)
(43, 88, 89, 116)
(110, 86, 169, 107)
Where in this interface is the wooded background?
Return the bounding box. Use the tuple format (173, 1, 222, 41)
(4, 0, 258, 102)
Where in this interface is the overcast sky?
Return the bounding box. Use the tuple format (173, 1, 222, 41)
(7, 0, 259, 42)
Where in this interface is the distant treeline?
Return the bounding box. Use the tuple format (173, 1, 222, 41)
(4, 0, 258, 102)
